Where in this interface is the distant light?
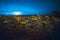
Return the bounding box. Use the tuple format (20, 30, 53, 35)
(12, 12, 22, 15)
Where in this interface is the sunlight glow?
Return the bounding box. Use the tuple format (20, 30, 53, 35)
(12, 12, 22, 15)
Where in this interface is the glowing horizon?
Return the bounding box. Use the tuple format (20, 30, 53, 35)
(12, 12, 22, 15)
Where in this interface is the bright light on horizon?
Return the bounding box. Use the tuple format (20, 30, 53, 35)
(12, 12, 22, 15)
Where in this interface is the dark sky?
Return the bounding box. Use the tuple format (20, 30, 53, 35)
(0, 0, 60, 15)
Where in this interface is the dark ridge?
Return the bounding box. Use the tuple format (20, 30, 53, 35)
(53, 11, 60, 18)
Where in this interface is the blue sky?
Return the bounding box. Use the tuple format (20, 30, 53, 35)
(0, 0, 60, 15)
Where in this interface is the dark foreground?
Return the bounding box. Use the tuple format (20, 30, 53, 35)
(0, 15, 60, 40)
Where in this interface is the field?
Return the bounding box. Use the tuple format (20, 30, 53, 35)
(0, 15, 60, 40)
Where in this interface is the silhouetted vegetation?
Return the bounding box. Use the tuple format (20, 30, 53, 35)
(53, 11, 60, 18)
